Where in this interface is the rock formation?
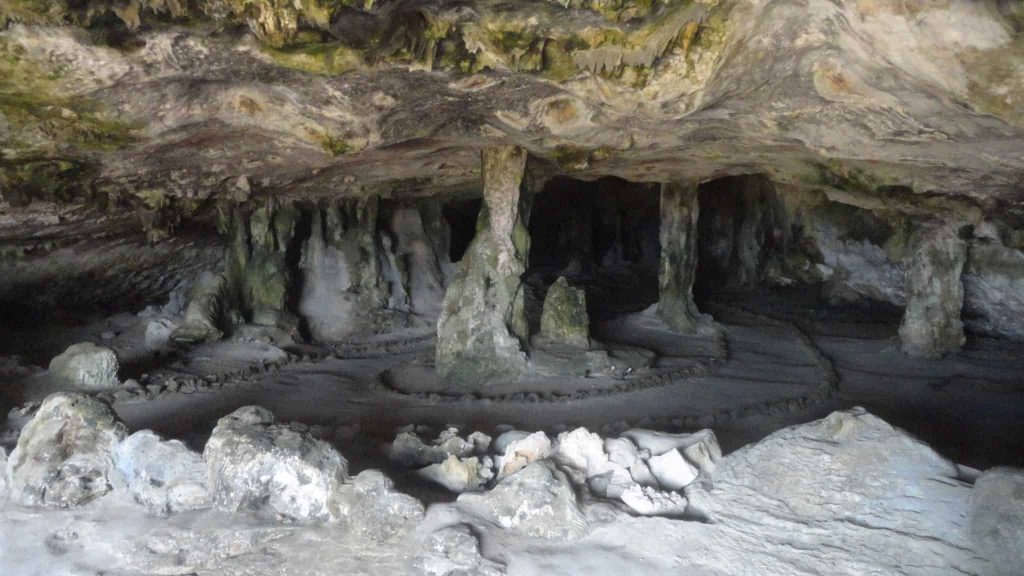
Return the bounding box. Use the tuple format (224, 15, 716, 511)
(899, 224, 968, 357)
(657, 183, 702, 332)
(436, 146, 533, 385)
(47, 342, 120, 391)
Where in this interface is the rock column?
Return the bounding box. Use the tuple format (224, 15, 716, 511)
(898, 224, 967, 358)
(657, 182, 702, 333)
(436, 146, 531, 385)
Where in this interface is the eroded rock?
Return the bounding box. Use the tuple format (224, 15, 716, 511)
(971, 467, 1024, 575)
(539, 277, 590, 347)
(334, 469, 425, 541)
(414, 524, 506, 576)
(495, 431, 552, 479)
(899, 224, 967, 357)
(48, 342, 120, 391)
(6, 392, 127, 507)
(203, 406, 348, 522)
(457, 460, 588, 540)
(114, 430, 209, 515)
(657, 182, 702, 333)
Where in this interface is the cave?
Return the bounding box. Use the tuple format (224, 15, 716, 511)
(2, 1, 1024, 574)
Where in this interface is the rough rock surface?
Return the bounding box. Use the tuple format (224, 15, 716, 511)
(413, 524, 506, 576)
(114, 430, 210, 515)
(47, 342, 120, 391)
(457, 460, 588, 540)
(203, 406, 348, 522)
(334, 469, 425, 542)
(436, 146, 532, 386)
(5, 392, 127, 507)
(170, 271, 227, 344)
(657, 183, 702, 332)
(899, 225, 968, 357)
(495, 431, 552, 479)
(417, 455, 492, 493)
(971, 467, 1024, 575)
(702, 407, 986, 575)
(539, 276, 590, 347)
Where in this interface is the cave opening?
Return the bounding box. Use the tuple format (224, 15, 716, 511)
(525, 176, 661, 324)
(442, 197, 482, 263)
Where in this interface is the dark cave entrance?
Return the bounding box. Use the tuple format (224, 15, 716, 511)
(525, 176, 661, 323)
(442, 197, 482, 263)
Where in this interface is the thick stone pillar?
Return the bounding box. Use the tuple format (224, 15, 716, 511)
(436, 146, 531, 385)
(899, 224, 967, 358)
(657, 182, 702, 333)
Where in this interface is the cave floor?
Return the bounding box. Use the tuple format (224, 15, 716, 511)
(4, 288, 1022, 473)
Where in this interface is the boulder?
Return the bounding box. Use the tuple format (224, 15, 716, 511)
(203, 406, 347, 522)
(587, 465, 635, 499)
(48, 342, 120, 391)
(553, 427, 610, 476)
(539, 276, 590, 348)
(457, 461, 588, 540)
(495, 431, 552, 479)
(417, 455, 492, 493)
(170, 271, 226, 345)
(144, 318, 177, 350)
(334, 469, 425, 541)
(648, 449, 698, 491)
(114, 430, 209, 515)
(389, 430, 474, 468)
(6, 392, 127, 507)
(414, 524, 506, 576)
(971, 467, 1024, 575)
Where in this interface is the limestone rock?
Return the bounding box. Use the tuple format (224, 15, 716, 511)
(899, 225, 967, 357)
(495, 431, 552, 479)
(144, 318, 177, 350)
(657, 183, 702, 333)
(648, 448, 698, 491)
(553, 427, 609, 475)
(48, 342, 120, 391)
(620, 484, 688, 517)
(114, 430, 209, 515)
(436, 146, 531, 386)
(334, 469, 425, 541)
(414, 524, 506, 576)
(539, 277, 590, 347)
(0, 446, 7, 498)
(417, 455, 491, 493)
(171, 271, 226, 344)
(6, 392, 127, 507)
(587, 465, 635, 499)
(963, 236, 1024, 340)
(457, 460, 588, 540)
(389, 430, 474, 468)
(971, 467, 1024, 575)
(203, 406, 348, 522)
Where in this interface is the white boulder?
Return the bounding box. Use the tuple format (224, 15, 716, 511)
(648, 448, 698, 491)
(495, 431, 552, 479)
(5, 392, 127, 506)
(554, 427, 611, 476)
(417, 455, 492, 493)
(48, 342, 120, 391)
(335, 469, 425, 541)
(203, 406, 348, 522)
(114, 430, 209, 515)
(457, 460, 587, 540)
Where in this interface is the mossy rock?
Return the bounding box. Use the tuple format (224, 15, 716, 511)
(540, 276, 590, 348)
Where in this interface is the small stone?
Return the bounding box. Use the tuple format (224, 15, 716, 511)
(620, 484, 688, 517)
(417, 455, 488, 493)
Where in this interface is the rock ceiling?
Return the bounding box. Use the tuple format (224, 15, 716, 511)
(1, 0, 1023, 219)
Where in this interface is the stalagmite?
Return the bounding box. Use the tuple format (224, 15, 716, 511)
(657, 182, 702, 333)
(899, 224, 967, 358)
(435, 146, 532, 385)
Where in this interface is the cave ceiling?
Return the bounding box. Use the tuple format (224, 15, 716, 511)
(1, 0, 1024, 218)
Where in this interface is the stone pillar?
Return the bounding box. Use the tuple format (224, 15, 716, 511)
(657, 182, 702, 333)
(436, 146, 531, 386)
(899, 224, 967, 358)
